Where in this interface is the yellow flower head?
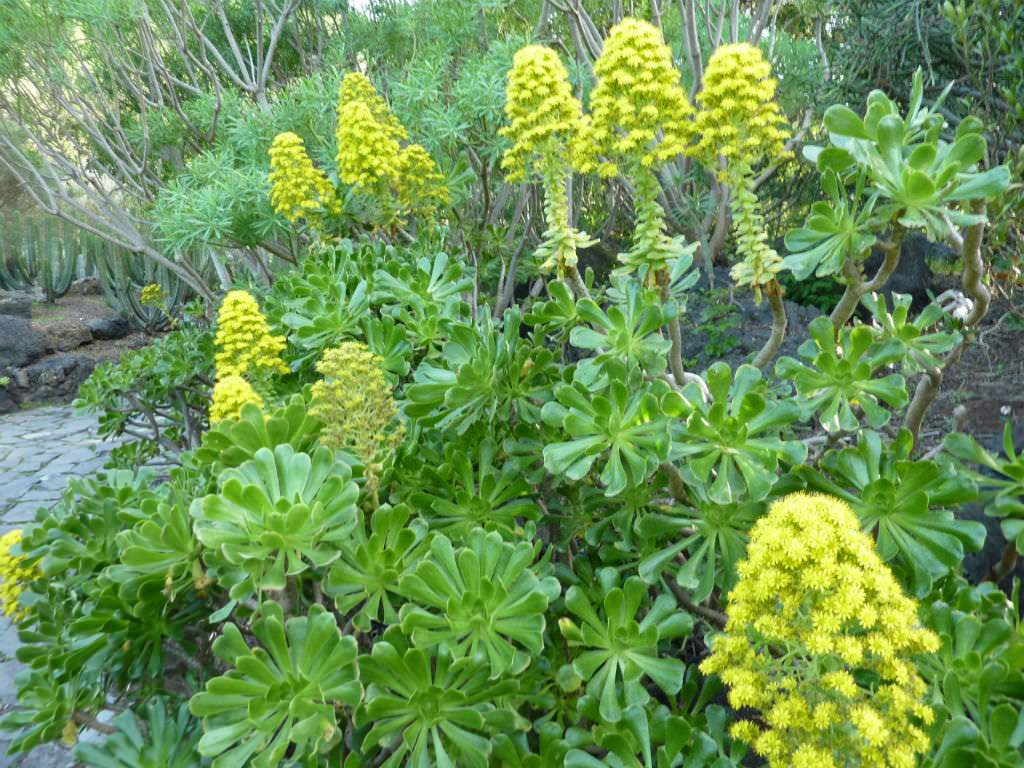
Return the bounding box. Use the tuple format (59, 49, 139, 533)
(691, 43, 790, 172)
(214, 290, 288, 380)
(335, 100, 401, 191)
(0, 529, 39, 622)
(337, 71, 407, 142)
(577, 18, 694, 176)
(267, 131, 340, 222)
(140, 283, 166, 308)
(210, 375, 263, 423)
(310, 342, 405, 475)
(701, 492, 938, 768)
(394, 143, 449, 217)
(499, 45, 583, 182)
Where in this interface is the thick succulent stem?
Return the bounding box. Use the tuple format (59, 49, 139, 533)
(752, 278, 787, 370)
(903, 202, 989, 440)
(829, 226, 906, 334)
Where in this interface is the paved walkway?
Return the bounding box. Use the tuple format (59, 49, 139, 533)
(0, 405, 123, 768)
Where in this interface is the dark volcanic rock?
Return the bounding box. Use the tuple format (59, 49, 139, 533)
(0, 355, 95, 413)
(43, 321, 94, 352)
(85, 315, 133, 340)
(23, 355, 94, 403)
(863, 232, 955, 312)
(680, 265, 822, 374)
(68, 276, 103, 296)
(0, 315, 51, 368)
(0, 290, 34, 319)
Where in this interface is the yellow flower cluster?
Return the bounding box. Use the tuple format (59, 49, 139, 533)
(333, 73, 448, 222)
(577, 18, 694, 177)
(267, 131, 340, 223)
(499, 44, 594, 274)
(499, 45, 583, 183)
(310, 342, 405, 482)
(0, 529, 39, 622)
(209, 290, 286, 424)
(335, 100, 401, 190)
(337, 71, 407, 143)
(210, 375, 264, 423)
(701, 492, 938, 768)
(140, 283, 165, 308)
(213, 290, 288, 380)
(691, 43, 790, 172)
(394, 143, 450, 218)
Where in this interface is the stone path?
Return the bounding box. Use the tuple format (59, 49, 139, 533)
(0, 405, 123, 768)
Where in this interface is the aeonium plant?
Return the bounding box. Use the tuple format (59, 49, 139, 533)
(4, 15, 1021, 768)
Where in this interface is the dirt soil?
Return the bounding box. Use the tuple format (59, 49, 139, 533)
(30, 293, 151, 365)
(921, 300, 1024, 450)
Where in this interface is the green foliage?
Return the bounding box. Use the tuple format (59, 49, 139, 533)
(356, 627, 521, 768)
(861, 292, 963, 373)
(325, 503, 429, 632)
(785, 71, 1010, 281)
(0, 212, 99, 296)
(194, 397, 323, 476)
(944, 422, 1024, 552)
(665, 363, 806, 503)
(73, 698, 206, 768)
(193, 445, 358, 600)
(190, 602, 361, 768)
(407, 437, 540, 538)
(775, 315, 909, 431)
(560, 573, 692, 723)
(94, 245, 203, 330)
(793, 429, 984, 595)
(406, 308, 557, 438)
(541, 361, 671, 497)
(75, 320, 215, 460)
(570, 277, 675, 376)
(399, 529, 559, 677)
(638, 487, 765, 603)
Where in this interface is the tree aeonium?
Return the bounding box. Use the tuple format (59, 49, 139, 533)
(690, 43, 792, 300)
(499, 45, 593, 280)
(575, 17, 695, 277)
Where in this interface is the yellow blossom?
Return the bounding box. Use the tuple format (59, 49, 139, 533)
(700, 492, 937, 768)
(336, 71, 407, 143)
(690, 42, 790, 172)
(499, 44, 594, 275)
(213, 290, 288, 380)
(394, 143, 449, 219)
(310, 342, 405, 487)
(140, 283, 166, 308)
(0, 529, 40, 621)
(210, 375, 263, 423)
(267, 131, 340, 223)
(576, 18, 694, 176)
(687, 43, 791, 300)
(335, 100, 401, 191)
(499, 45, 583, 183)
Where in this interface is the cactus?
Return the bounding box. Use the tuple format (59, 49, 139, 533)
(94, 242, 208, 330)
(0, 213, 102, 295)
(0, 212, 34, 291)
(39, 217, 78, 302)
